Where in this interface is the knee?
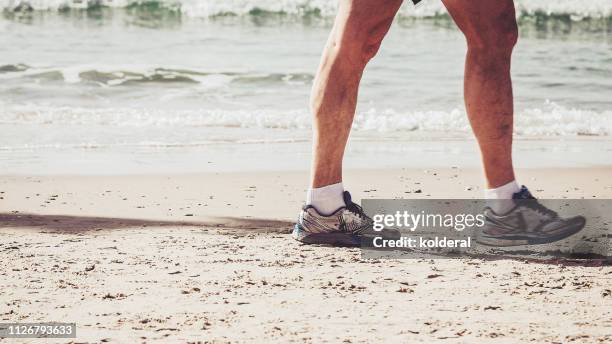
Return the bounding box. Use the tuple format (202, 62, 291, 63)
(359, 28, 388, 64)
(332, 31, 386, 67)
(361, 40, 384, 65)
(465, 15, 518, 57)
(332, 20, 392, 67)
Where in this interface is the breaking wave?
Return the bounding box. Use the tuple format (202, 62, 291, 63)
(0, 64, 313, 87)
(3, 0, 612, 21)
(1, 101, 610, 137)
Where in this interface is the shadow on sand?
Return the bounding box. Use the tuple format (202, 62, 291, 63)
(1, 213, 608, 266)
(0, 212, 293, 234)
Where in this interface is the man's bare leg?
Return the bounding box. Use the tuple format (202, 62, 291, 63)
(294, 1, 403, 243)
(310, 0, 402, 188)
(438, 0, 587, 246)
(442, 0, 518, 189)
(306, 0, 402, 215)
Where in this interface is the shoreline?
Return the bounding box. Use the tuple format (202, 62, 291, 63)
(2, 136, 611, 175)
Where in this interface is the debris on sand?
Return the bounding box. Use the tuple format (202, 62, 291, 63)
(102, 293, 126, 300)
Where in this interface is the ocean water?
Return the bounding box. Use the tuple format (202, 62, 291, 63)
(1, 0, 611, 173)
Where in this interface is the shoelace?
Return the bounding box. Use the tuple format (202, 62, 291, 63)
(523, 201, 558, 219)
(345, 201, 369, 220)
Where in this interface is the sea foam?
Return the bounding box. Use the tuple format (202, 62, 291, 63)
(1, 101, 610, 138)
(3, 0, 612, 20)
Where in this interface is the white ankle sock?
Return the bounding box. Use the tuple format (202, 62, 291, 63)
(485, 180, 520, 213)
(307, 182, 345, 215)
(485, 180, 520, 199)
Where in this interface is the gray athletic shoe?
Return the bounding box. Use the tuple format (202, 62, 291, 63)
(477, 186, 586, 247)
(292, 191, 397, 246)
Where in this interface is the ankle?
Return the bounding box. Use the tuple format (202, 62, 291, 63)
(485, 180, 520, 199)
(485, 180, 520, 214)
(306, 182, 345, 215)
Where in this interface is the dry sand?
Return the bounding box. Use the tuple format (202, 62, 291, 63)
(1, 167, 611, 343)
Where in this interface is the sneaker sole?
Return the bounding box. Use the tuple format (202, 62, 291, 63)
(292, 223, 361, 247)
(476, 216, 586, 247)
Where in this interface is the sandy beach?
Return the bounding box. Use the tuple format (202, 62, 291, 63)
(2, 0, 612, 342)
(1, 167, 611, 343)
